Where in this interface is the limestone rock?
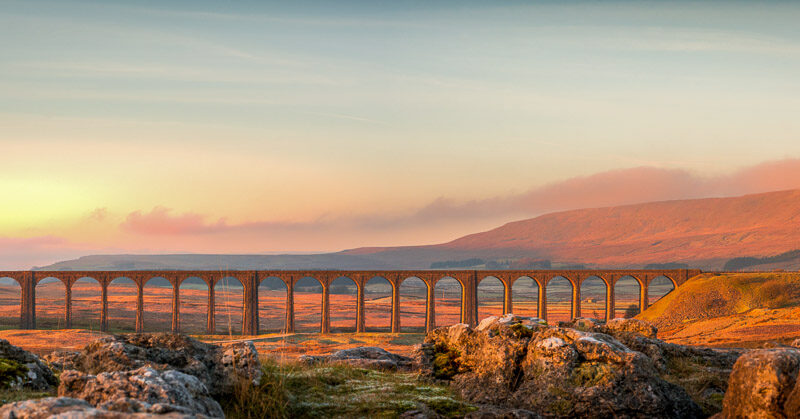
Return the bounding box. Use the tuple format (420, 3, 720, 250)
(420, 315, 703, 418)
(59, 367, 224, 417)
(299, 346, 414, 370)
(465, 406, 541, 419)
(0, 339, 57, 390)
(46, 333, 260, 397)
(0, 397, 199, 418)
(603, 318, 658, 339)
(719, 348, 800, 418)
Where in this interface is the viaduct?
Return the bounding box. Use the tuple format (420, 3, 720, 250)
(0, 269, 701, 335)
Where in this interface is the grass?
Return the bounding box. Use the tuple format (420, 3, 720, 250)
(661, 356, 729, 417)
(0, 388, 54, 407)
(222, 360, 475, 419)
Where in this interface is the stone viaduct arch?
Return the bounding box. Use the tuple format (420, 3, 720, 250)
(0, 269, 699, 335)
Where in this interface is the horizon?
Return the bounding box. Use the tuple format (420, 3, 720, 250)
(3, 0, 800, 269)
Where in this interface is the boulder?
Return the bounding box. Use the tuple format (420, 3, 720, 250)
(0, 397, 199, 418)
(59, 367, 224, 417)
(299, 346, 414, 370)
(718, 348, 800, 418)
(45, 333, 260, 397)
(420, 315, 703, 418)
(0, 339, 57, 390)
(603, 318, 658, 339)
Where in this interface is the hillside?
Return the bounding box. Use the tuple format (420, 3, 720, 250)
(342, 189, 800, 269)
(41, 189, 800, 271)
(637, 272, 800, 347)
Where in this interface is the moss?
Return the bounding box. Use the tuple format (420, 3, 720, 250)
(509, 323, 534, 339)
(425, 395, 477, 417)
(570, 362, 613, 387)
(0, 388, 54, 407)
(0, 359, 28, 389)
(432, 343, 461, 380)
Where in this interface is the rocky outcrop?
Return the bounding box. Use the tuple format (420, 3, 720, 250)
(58, 367, 224, 417)
(717, 348, 800, 418)
(299, 347, 415, 371)
(0, 396, 202, 418)
(418, 314, 704, 418)
(0, 339, 57, 390)
(45, 333, 260, 397)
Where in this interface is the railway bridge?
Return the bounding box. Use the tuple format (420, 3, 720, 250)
(0, 269, 701, 335)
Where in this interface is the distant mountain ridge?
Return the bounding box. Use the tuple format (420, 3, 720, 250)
(41, 189, 800, 271)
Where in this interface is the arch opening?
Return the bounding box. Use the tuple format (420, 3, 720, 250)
(435, 277, 462, 327)
(107, 277, 137, 333)
(179, 277, 208, 335)
(579, 276, 606, 321)
(546, 276, 573, 323)
(614, 275, 641, 319)
(214, 276, 244, 336)
(511, 276, 539, 317)
(329, 276, 357, 333)
(72, 277, 102, 330)
(648, 276, 676, 305)
(258, 277, 287, 334)
(143, 277, 172, 333)
(477, 276, 504, 321)
(0, 277, 21, 330)
(364, 276, 391, 332)
(35, 277, 65, 329)
(399, 277, 427, 332)
(294, 277, 322, 333)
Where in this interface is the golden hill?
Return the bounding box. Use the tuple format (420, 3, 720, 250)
(637, 273, 800, 347)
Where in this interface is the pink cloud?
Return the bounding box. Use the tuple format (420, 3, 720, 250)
(121, 206, 228, 235)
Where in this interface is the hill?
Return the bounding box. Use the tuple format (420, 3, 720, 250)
(342, 189, 800, 269)
(637, 272, 800, 347)
(41, 189, 800, 271)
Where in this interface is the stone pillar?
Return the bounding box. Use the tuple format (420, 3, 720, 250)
(135, 283, 144, 333)
(503, 281, 513, 315)
(538, 281, 547, 322)
(171, 283, 180, 333)
(425, 282, 435, 333)
(285, 280, 295, 333)
(321, 283, 330, 334)
(206, 282, 215, 334)
(29, 275, 36, 330)
(391, 282, 400, 333)
(639, 280, 649, 313)
(20, 275, 33, 329)
(250, 275, 260, 336)
(100, 284, 108, 332)
(571, 280, 581, 320)
(462, 273, 478, 327)
(64, 282, 72, 329)
(605, 278, 615, 323)
(242, 275, 256, 336)
(356, 283, 365, 333)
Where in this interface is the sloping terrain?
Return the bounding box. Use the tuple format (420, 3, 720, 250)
(345, 189, 800, 269)
(637, 273, 800, 347)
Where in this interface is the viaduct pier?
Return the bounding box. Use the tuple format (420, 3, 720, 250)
(0, 269, 701, 335)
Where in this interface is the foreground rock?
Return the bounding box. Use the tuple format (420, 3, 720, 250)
(417, 314, 710, 418)
(0, 339, 57, 390)
(0, 396, 202, 418)
(299, 346, 415, 370)
(717, 348, 800, 418)
(45, 333, 260, 397)
(58, 367, 224, 417)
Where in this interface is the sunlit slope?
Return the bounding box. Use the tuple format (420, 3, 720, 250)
(347, 189, 800, 269)
(637, 273, 800, 347)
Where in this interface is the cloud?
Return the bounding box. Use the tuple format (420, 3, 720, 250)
(121, 206, 228, 235)
(87, 207, 108, 222)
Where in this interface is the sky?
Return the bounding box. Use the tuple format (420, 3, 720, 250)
(2, 0, 800, 269)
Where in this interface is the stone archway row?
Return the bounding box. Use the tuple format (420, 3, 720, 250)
(0, 269, 701, 335)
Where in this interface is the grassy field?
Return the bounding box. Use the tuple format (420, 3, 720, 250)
(638, 272, 800, 347)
